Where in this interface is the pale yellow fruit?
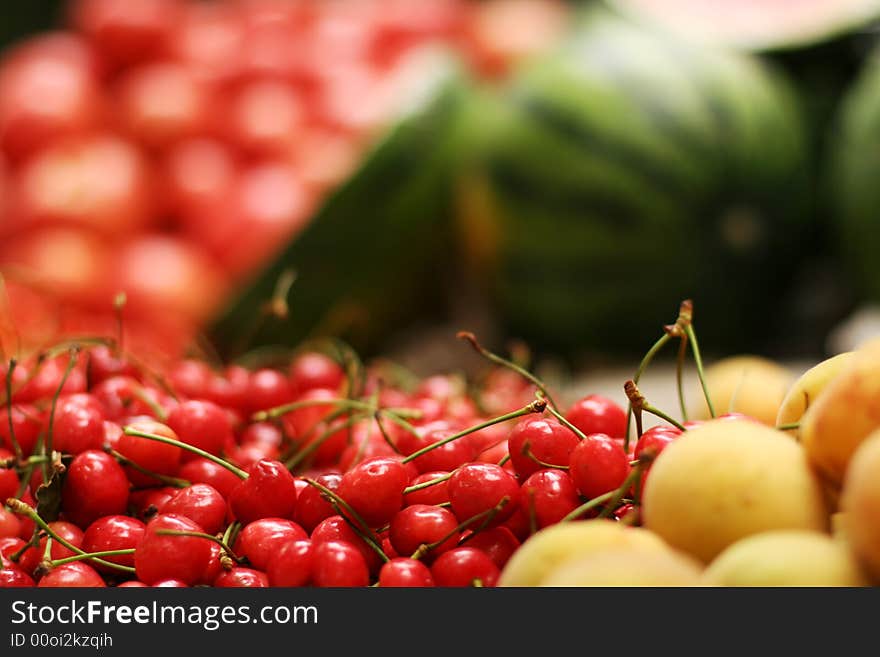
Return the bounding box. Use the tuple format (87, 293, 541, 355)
(689, 355, 793, 427)
(498, 519, 667, 587)
(702, 530, 867, 586)
(776, 352, 854, 440)
(540, 546, 704, 587)
(840, 429, 880, 582)
(801, 340, 880, 486)
(642, 418, 828, 563)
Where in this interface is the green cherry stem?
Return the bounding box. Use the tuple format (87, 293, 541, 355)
(538, 392, 588, 440)
(401, 399, 546, 465)
(42, 346, 79, 484)
(776, 422, 800, 432)
(597, 460, 647, 519)
(457, 331, 559, 411)
(153, 529, 242, 562)
(4, 359, 23, 462)
(105, 447, 190, 488)
(402, 472, 453, 495)
(5, 498, 135, 573)
(373, 412, 403, 455)
(410, 497, 510, 560)
(676, 335, 689, 422)
(122, 427, 248, 480)
(560, 491, 616, 523)
(684, 323, 715, 419)
(284, 413, 366, 472)
(623, 333, 671, 453)
(44, 548, 135, 569)
(301, 478, 383, 553)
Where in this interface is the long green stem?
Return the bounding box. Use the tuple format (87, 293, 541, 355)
(541, 395, 588, 441)
(106, 448, 190, 488)
(411, 498, 510, 560)
(624, 334, 671, 453)
(685, 324, 715, 418)
(642, 404, 686, 432)
(46, 548, 135, 569)
(402, 472, 452, 495)
(597, 465, 643, 519)
(560, 491, 616, 523)
(42, 347, 79, 484)
(122, 427, 247, 479)
(401, 399, 546, 464)
(284, 413, 364, 471)
(301, 478, 382, 550)
(676, 336, 688, 422)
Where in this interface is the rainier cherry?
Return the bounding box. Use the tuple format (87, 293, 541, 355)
(568, 434, 630, 500)
(134, 513, 213, 586)
(228, 458, 298, 524)
(565, 394, 627, 440)
(430, 547, 499, 587)
(378, 558, 435, 587)
(507, 417, 579, 479)
(447, 463, 520, 527)
(61, 449, 130, 528)
(336, 456, 409, 528)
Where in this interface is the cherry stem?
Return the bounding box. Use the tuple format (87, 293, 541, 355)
(623, 334, 671, 453)
(42, 346, 79, 485)
(642, 404, 686, 432)
(373, 412, 403, 455)
(522, 443, 569, 469)
(776, 422, 800, 432)
(411, 497, 510, 560)
(284, 413, 366, 472)
(154, 529, 242, 563)
(540, 396, 588, 441)
(45, 548, 135, 569)
(4, 359, 23, 462)
(131, 385, 168, 422)
(676, 336, 689, 422)
(301, 478, 385, 558)
(122, 426, 248, 480)
(457, 331, 559, 411)
(252, 396, 420, 424)
(597, 459, 648, 519)
(105, 447, 190, 488)
(402, 472, 452, 495)
(5, 498, 135, 573)
(560, 491, 615, 523)
(684, 323, 715, 418)
(401, 399, 546, 464)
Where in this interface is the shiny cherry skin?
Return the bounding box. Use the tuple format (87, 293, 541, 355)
(336, 457, 409, 528)
(228, 458, 298, 525)
(378, 557, 435, 587)
(460, 527, 520, 570)
(310, 515, 381, 574)
(293, 473, 342, 533)
(234, 518, 308, 572)
(115, 418, 182, 487)
(289, 352, 344, 395)
(134, 513, 212, 586)
(248, 368, 294, 414)
(565, 394, 627, 440)
(280, 387, 337, 440)
(389, 505, 459, 560)
(447, 463, 520, 527)
(0, 506, 20, 538)
(82, 515, 145, 572)
(403, 471, 450, 507)
(51, 393, 107, 454)
(267, 539, 313, 587)
(0, 404, 42, 456)
(38, 562, 106, 587)
(568, 434, 631, 500)
(86, 345, 138, 385)
(18, 521, 85, 577)
(178, 457, 242, 499)
(521, 469, 581, 528)
(311, 540, 369, 587)
(430, 547, 500, 587)
(214, 567, 269, 588)
(507, 417, 579, 479)
(408, 429, 475, 474)
(159, 483, 227, 535)
(61, 449, 129, 528)
(0, 555, 34, 587)
(167, 400, 233, 460)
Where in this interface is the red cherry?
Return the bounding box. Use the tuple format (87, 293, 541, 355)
(159, 483, 227, 535)
(82, 515, 144, 572)
(378, 557, 435, 587)
(565, 394, 627, 440)
(336, 457, 409, 528)
(134, 513, 212, 586)
(289, 352, 344, 396)
(267, 539, 313, 587)
(0, 404, 42, 456)
(0, 537, 26, 559)
(0, 554, 34, 587)
(460, 527, 520, 570)
(507, 417, 579, 479)
(403, 471, 450, 507)
(0, 506, 21, 538)
(521, 469, 581, 528)
(152, 578, 189, 587)
(240, 421, 283, 448)
(311, 540, 369, 587)
(128, 486, 176, 523)
(248, 369, 295, 414)
(206, 365, 250, 412)
(117, 581, 148, 587)
(408, 429, 475, 473)
(280, 387, 337, 439)
(0, 460, 17, 503)
(52, 393, 106, 454)
(310, 515, 382, 575)
(234, 518, 308, 572)
(430, 547, 500, 587)
(614, 503, 640, 524)
(116, 418, 181, 487)
(178, 457, 242, 499)
(214, 567, 269, 588)
(198, 541, 224, 586)
(86, 345, 138, 385)
(61, 449, 129, 528)
(18, 520, 85, 577)
(293, 472, 342, 533)
(634, 425, 681, 461)
(167, 400, 232, 460)
(447, 463, 520, 527)
(568, 434, 630, 500)
(389, 505, 459, 560)
(167, 359, 213, 399)
(38, 562, 106, 587)
(228, 459, 297, 525)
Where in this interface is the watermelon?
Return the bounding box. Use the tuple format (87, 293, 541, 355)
(829, 46, 880, 305)
(208, 52, 472, 359)
(456, 11, 811, 356)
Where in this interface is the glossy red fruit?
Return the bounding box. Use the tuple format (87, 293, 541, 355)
(507, 417, 579, 479)
(159, 484, 226, 535)
(248, 369, 294, 414)
(289, 352, 344, 396)
(267, 539, 313, 587)
(214, 567, 269, 588)
(82, 515, 144, 572)
(460, 527, 520, 570)
(61, 449, 129, 528)
(336, 457, 408, 528)
(389, 505, 459, 560)
(178, 457, 242, 499)
(378, 557, 435, 587)
(0, 506, 20, 538)
(568, 434, 630, 500)
(430, 547, 500, 587)
(0, 404, 42, 456)
(0, 555, 34, 587)
(52, 393, 106, 454)
(281, 388, 337, 440)
(115, 418, 182, 487)
(167, 400, 233, 461)
(198, 541, 223, 586)
(128, 486, 176, 523)
(447, 463, 520, 527)
(634, 425, 681, 461)
(228, 459, 297, 525)
(565, 395, 627, 439)
(311, 540, 369, 587)
(38, 562, 106, 587)
(240, 422, 283, 448)
(134, 513, 212, 586)
(235, 518, 308, 572)
(408, 429, 474, 474)
(521, 469, 581, 529)
(86, 345, 138, 385)
(293, 473, 341, 533)
(403, 471, 450, 507)
(310, 515, 382, 575)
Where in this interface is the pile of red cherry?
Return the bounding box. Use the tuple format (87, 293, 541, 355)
(0, 338, 684, 587)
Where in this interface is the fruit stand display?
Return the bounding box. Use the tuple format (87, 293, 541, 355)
(3, 0, 880, 590)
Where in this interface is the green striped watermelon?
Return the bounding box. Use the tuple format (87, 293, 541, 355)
(457, 11, 811, 356)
